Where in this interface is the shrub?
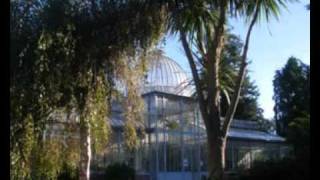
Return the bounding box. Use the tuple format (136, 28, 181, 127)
(57, 165, 78, 180)
(237, 158, 309, 180)
(105, 163, 135, 180)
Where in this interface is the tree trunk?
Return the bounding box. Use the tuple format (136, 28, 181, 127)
(207, 136, 226, 180)
(206, 112, 226, 180)
(80, 120, 91, 180)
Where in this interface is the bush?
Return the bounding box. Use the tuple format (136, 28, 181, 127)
(237, 158, 309, 180)
(57, 165, 78, 180)
(105, 163, 135, 180)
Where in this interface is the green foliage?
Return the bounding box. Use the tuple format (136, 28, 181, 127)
(11, 0, 167, 178)
(287, 113, 310, 160)
(165, 120, 180, 130)
(269, 58, 310, 180)
(57, 164, 79, 180)
(191, 32, 265, 122)
(166, 0, 218, 40)
(237, 158, 309, 180)
(10, 114, 36, 179)
(105, 163, 135, 180)
(166, 1, 295, 179)
(236, 0, 296, 23)
(31, 139, 64, 179)
(273, 57, 310, 136)
(84, 75, 111, 154)
(220, 33, 264, 122)
(29, 136, 80, 180)
(241, 57, 310, 179)
(124, 122, 139, 152)
(117, 50, 164, 151)
(10, 1, 47, 177)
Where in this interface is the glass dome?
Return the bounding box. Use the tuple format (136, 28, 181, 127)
(142, 52, 193, 97)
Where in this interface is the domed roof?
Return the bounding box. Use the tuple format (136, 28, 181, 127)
(142, 52, 193, 96)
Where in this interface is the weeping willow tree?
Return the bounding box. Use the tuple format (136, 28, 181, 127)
(10, 0, 166, 179)
(119, 54, 146, 152)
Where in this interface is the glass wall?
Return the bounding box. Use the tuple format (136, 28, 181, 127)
(94, 91, 290, 180)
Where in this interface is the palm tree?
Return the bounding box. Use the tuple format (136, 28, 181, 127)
(167, 0, 296, 179)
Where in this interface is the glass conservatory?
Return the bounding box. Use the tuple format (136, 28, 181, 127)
(92, 53, 289, 180)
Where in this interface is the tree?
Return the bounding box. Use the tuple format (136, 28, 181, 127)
(231, 77, 264, 121)
(220, 33, 264, 122)
(10, 0, 166, 179)
(167, 0, 295, 179)
(272, 56, 310, 180)
(287, 113, 310, 160)
(11, 1, 48, 178)
(195, 32, 264, 122)
(273, 57, 310, 137)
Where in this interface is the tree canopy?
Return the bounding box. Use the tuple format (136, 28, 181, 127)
(273, 57, 310, 176)
(273, 56, 310, 137)
(273, 56, 310, 176)
(10, 0, 166, 179)
(220, 33, 264, 122)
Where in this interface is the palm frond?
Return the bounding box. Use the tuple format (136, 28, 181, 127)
(234, 0, 298, 23)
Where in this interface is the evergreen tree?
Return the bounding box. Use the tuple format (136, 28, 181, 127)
(273, 56, 309, 137)
(220, 34, 264, 121)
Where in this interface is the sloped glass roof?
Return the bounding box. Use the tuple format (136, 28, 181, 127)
(227, 128, 285, 142)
